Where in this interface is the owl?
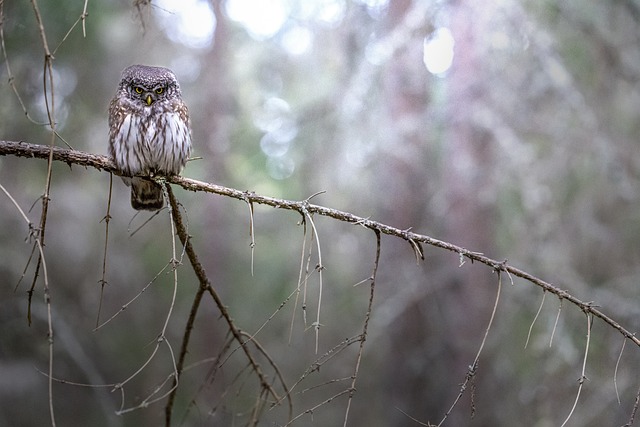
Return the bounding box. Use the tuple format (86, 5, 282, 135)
(108, 65, 192, 210)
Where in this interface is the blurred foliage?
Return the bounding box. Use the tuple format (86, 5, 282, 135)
(2, 0, 640, 425)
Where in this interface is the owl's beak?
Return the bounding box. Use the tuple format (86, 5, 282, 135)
(145, 95, 153, 106)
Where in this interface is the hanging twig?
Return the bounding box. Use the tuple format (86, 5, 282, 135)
(96, 173, 113, 327)
(343, 229, 381, 426)
(560, 313, 593, 427)
(550, 299, 563, 348)
(614, 337, 626, 405)
(435, 270, 503, 426)
(525, 290, 546, 349)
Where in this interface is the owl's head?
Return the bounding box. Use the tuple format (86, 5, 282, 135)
(119, 65, 181, 106)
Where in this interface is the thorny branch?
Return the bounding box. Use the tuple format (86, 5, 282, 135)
(2, 139, 640, 350)
(164, 185, 292, 426)
(24, 0, 58, 423)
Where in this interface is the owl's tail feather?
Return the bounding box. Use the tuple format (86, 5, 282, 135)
(130, 178, 164, 211)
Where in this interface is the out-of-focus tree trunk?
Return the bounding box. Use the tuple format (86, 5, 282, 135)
(197, 0, 237, 279)
(200, 0, 236, 179)
(383, 0, 498, 424)
(438, 0, 497, 422)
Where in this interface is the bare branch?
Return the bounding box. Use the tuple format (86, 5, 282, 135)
(164, 185, 285, 425)
(624, 383, 640, 427)
(3, 139, 640, 351)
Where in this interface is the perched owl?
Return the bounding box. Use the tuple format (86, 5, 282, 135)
(108, 65, 192, 210)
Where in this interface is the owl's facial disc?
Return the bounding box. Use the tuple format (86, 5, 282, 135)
(130, 83, 163, 106)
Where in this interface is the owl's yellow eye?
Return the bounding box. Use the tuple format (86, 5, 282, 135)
(134, 86, 143, 94)
(155, 87, 164, 94)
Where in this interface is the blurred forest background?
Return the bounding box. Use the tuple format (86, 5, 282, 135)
(2, 0, 640, 425)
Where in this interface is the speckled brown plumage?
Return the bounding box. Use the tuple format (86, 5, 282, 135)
(108, 65, 192, 210)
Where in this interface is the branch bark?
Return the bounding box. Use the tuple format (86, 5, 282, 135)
(1, 139, 639, 348)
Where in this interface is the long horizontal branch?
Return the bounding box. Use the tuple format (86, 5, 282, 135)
(1, 139, 639, 347)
